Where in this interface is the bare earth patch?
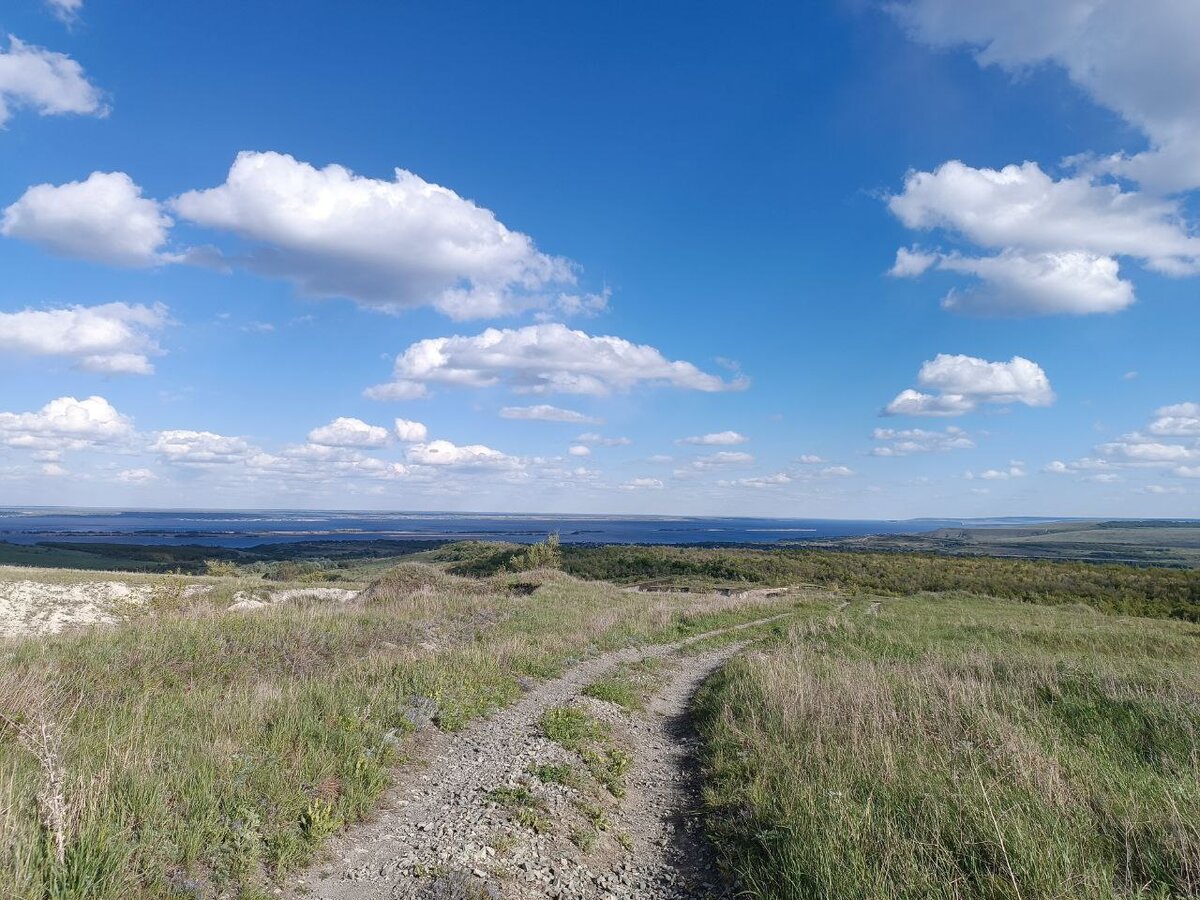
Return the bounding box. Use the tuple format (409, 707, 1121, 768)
(0, 579, 154, 638)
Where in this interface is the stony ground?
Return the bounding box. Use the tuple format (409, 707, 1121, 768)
(289, 617, 786, 900)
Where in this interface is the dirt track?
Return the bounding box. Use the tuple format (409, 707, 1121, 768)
(289, 616, 787, 899)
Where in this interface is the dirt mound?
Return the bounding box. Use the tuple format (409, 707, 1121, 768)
(358, 564, 492, 602)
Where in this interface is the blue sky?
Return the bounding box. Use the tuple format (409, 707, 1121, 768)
(1, 0, 1197, 516)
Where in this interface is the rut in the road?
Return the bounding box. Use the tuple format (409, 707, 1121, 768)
(290, 615, 786, 900)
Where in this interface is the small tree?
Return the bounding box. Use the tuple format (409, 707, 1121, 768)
(509, 533, 562, 572)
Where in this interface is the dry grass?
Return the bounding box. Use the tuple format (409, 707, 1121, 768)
(0, 566, 807, 898)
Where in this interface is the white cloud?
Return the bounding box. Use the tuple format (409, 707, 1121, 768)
(40, 462, 68, 477)
(307, 417, 389, 448)
(937, 251, 1134, 316)
(500, 404, 603, 424)
(885, 354, 1053, 417)
(115, 467, 156, 484)
(404, 439, 520, 469)
(0, 36, 105, 126)
(151, 430, 254, 466)
(889, 161, 1200, 271)
(872, 426, 974, 456)
(1145, 484, 1185, 495)
(720, 473, 793, 489)
(978, 465, 1026, 480)
(47, 0, 84, 24)
(820, 465, 855, 477)
(685, 451, 754, 471)
(368, 324, 746, 398)
(887, 160, 1200, 315)
(889, 246, 938, 277)
(620, 477, 663, 490)
(2, 172, 171, 266)
(568, 445, 591, 457)
(575, 432, 632, 447)
(393, 418, 428, 443)
(1148, 402, 1200, 437)
(1050, 402, 1200, 483)
(797, 454, 825, 464)
(171, 151, 597, 318)
(0, 395, 132, 451)
(892, 1, 1200, 193)
(677, 430, 748, 446)
(1100, 440, 1198, 464)
(884, 390, 977, 417)
(0, 302, 166, 374)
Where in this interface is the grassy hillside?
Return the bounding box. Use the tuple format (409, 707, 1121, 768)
(695, 595, 1200, 899)
(0, 564, 805, 899)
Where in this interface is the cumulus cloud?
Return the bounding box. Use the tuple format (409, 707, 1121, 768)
(1148, 402, 1200, 437)
(820, 465, 855, 477)
(620, 477, 663, 490)
(677, 430, 748, 446)
(887, 162, 1200, 315)
(171, 151, 600, 318)
(797, 454, 825, 464)
(1050, 401, 1200, 484)
(969, 464, 1026, 480)
(367, 324, 746, 399)
(0, 36, 105, 126)
(151, 430, 254, 466)
(872, 426, 974, 456)
(885, 354, 1053, 416)
(892, 1, 1200, 193)
(500, 404, 603, 424)
(683, 451, 754, 471)
(307, 417, 389, 448)
(404, 439, 520, 469)
(568, 445, 591, 457)
(2, 172, 172, 266)
(393, 418, 428, 443)
(0, 395, 132, 451)
(889, 162, 1200, 271)
(936, 251, 1134, 316)
(0, 302, 166, 374)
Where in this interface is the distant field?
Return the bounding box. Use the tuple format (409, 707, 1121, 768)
(818, 519, 1200, 568)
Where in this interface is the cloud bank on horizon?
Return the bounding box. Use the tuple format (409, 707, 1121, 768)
(0, 0, 1196, 516)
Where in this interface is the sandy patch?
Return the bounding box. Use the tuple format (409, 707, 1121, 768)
(0, 580, 154, 639)
(227, 586, 359, 612)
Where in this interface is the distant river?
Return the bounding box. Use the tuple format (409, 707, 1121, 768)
(0, 508, 1035, 549)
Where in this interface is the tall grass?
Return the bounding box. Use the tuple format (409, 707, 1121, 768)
(695, 596, 1200, 899)
(0, 566, 802, 898)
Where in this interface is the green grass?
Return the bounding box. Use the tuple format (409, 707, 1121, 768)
(582, 658, 664, 712)
(694, 595, 1200, 899)
(433, 542, 1200, 622)
(0, 566, 801, 899)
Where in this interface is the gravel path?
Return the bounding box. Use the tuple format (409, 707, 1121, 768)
(289, 616, 785, 900)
